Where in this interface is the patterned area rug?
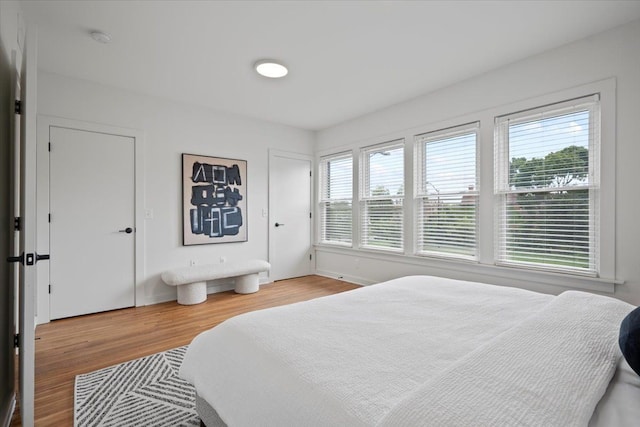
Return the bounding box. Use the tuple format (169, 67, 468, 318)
(74, 346, 199, 427)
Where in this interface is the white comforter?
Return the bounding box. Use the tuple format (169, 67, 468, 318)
(179, 276, 633, 427)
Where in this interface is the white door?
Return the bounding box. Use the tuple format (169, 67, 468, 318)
(7, 50, 20, 425)
(269, 152, 312, 280)
(14, 27, 38, 427)
(49, 127, 135, 319)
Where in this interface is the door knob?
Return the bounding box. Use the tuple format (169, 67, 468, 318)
(275, 222, 285, 227)
(119, 227, 133, 234)
(35, 253, 50, 261)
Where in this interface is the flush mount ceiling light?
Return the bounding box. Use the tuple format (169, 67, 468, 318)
(90, 31, 112, 44)
(254, 59, 288, 78)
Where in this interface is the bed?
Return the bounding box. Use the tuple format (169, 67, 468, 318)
(179, 275, 640, 426)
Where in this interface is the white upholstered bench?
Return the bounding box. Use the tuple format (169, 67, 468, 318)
(161, 259, 271, 305)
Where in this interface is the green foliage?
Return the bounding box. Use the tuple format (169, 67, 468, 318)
(510, 145, 588, 188)
(324, 201, 351, 243)
(545, 145, 588, 186)
(422, 202, 475, 255)
(505, 145, 591, 269)
(505, 190, 590, 269)
(371, 186, 391, 197)
(366, 186, 402, 249)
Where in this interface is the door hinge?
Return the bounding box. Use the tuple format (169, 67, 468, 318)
(48, 142, 51, 152)
(14, 216, 21, 231)
(48, 213, 51, 223)
(309, 212, 312, 219)
(309, 253, 312, 261)
(49, 284, 51, 294)
(14, 334, 20, 348)
(14, 100, 21, 115)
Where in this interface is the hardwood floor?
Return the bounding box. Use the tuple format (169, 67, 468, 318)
(10, 275, 358, 426)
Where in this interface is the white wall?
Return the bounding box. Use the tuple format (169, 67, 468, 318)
(315, 19, 640, 305)
(36, 72, 314, 320)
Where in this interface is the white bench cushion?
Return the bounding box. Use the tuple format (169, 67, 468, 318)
(161, 259, 270, 286)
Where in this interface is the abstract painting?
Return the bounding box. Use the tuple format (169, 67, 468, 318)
(182, 153, 247, 245)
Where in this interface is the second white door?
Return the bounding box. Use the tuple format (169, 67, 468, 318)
(49, 127, 135, 319)
(270, 153, 312, 281)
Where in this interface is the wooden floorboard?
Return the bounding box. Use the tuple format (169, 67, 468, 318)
(10, 275, 358, 426)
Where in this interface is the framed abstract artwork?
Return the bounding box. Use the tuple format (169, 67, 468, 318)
(182, 153, 247, 245)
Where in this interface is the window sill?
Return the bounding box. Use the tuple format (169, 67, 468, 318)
(314, 244, 620, 294)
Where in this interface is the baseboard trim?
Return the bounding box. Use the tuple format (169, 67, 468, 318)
(314, 270, 372, 286)
(144, 293, 177, 306)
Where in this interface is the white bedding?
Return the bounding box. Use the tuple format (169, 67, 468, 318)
(179, 275, 637, 426)
(377, 291, 630, 426)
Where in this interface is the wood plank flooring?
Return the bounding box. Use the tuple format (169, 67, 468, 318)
(10, 275, 358, 426)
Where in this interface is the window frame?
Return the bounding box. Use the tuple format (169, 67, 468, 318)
(318, 151, 354, 247)
(494, 94, 601, 276)
(359, 139, 405, 253)
(414, 122, 480, 260)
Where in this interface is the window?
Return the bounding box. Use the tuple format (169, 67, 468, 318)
(319, 152, 353, 245)
(360, 140, 404, 251)
(494, 94, 600, 275)
(414, 123, 478, 259)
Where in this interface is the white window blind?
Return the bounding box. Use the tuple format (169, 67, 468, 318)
(494, 94, 600, 275)
(414, 123, 478, 259)
(360, 140, 404, 251)
(319, 152, 353, 245)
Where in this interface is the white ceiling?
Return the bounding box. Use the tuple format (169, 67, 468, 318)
(20, 1, 640, 131)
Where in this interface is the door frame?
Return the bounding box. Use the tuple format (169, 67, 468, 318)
(4, 49, 20, 427)
(36, 116, 146, 324)
(17, 25, 37, 426)
(268, 149, 314, 281)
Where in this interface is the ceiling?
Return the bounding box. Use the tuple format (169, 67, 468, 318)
(20, 1, 640, 131)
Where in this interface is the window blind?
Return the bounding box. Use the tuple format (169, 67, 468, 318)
(360, 140, 404, 251)
(494, 94, 600, 275)
(414, 123, 478, 259)
(319, 152, 353, 245)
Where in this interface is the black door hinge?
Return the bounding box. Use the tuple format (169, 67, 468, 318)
(14, 217, 21, 231)
(48, 142, 51, 152)
(49, 284, 51, 294)
(309, 254, 312, 261)
(14, 100, 21, 115)
(14, 334, 20, 348)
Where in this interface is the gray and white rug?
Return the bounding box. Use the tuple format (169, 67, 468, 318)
(74, 346, 199, 427)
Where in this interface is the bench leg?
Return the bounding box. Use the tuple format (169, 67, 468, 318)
(235, 273, 259, 294)
(177, 281, 207, 305)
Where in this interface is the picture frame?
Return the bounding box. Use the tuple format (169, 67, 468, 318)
(182, 153, 248, 245)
